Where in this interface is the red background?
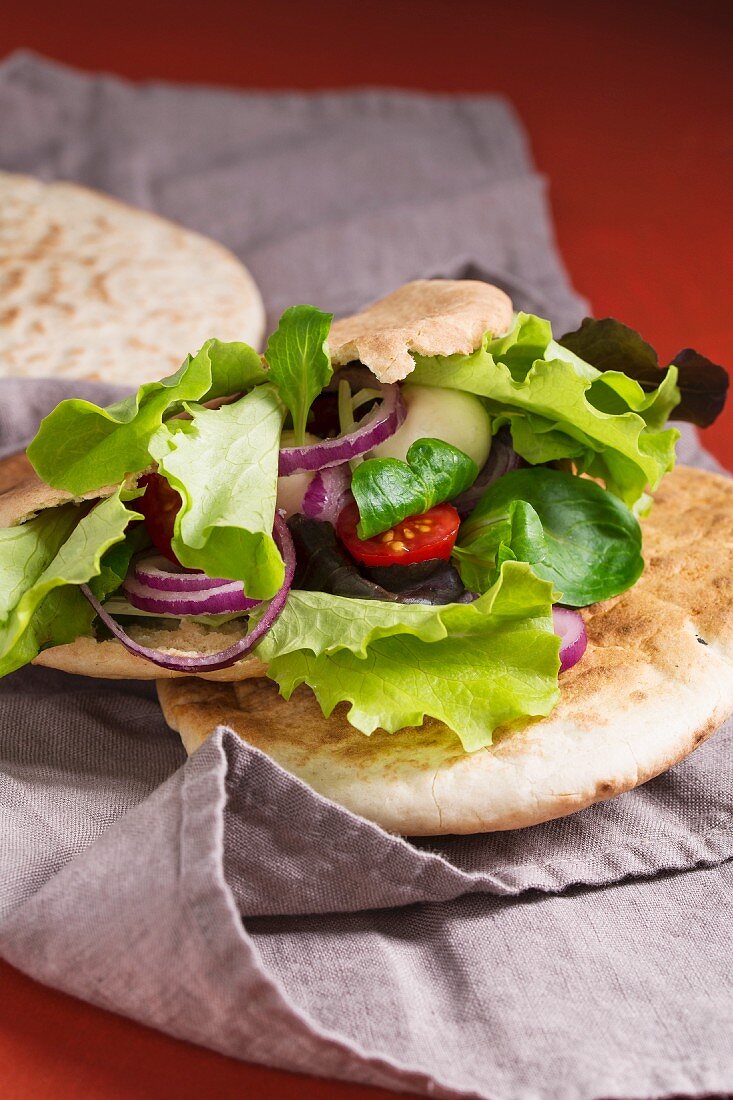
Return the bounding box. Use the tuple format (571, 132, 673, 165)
(1, 1, 731, 1096)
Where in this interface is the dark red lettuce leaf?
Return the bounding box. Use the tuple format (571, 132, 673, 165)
(288, 515, 466, 605)
(559, 317, 729, 428)
(668, 348, 729, 428)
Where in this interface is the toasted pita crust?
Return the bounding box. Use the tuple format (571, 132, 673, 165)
(0, 452, 33, 495)
(329, 280, 513, 383)
(33, 632, 267, 682)
(0, 172, 265, 385)
(157, 466, 733, 834)
(0, 466, 118, 528)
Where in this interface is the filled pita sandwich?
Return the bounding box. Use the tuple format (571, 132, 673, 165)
(0, 172, 265, 385)
(1, 279, 730, 833)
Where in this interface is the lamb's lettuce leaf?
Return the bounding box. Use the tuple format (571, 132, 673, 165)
(351, 438, 477, 538)
(455, 468, 643, 606)
(265, 305, 333, 445)
(257, 562, 559, 751)
(149, 384, 286, 600)
(0, 489, 138, 677)
(409, 312, 680, 507)
(27, 339, 266, 494)
(452, 499, 546, 595)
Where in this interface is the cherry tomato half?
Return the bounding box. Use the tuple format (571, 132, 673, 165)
(136, 473, 182, 564)
(336, 502, 461, 567)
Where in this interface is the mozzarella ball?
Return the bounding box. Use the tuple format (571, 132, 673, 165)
(276, 431, 320, 517)
(370, 386, 492, 468)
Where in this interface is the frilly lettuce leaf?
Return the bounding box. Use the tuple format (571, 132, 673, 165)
(409, 312, 680, 506)
(259, 562, 559, 752)
(256, 588, 464, 660)
(0, 489, 138, 677)
(149, 385, 286, 600)
(27, 339, 266, 495)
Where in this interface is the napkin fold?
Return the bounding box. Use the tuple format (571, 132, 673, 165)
(1, 52, 732, 1100)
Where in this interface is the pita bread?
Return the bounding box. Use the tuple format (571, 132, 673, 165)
(33, 632, 267, 683)
(329, 279, 513, 383)
(0, 452, 33, 495)
(0, 464, 119, 528)
(0, 172, 265, 385)
(157, 466, 733, 835)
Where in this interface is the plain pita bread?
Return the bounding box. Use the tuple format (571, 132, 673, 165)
(157, 466, 733, 834)
(0, 172, 265, 385)
(329, 279, 513, 383)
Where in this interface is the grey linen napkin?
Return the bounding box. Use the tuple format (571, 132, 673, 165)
(1, 52, 732, 1100)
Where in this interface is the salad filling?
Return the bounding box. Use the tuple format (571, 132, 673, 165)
(2, 287, 728, 751)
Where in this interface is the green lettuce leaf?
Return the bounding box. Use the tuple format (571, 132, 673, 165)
(264, 305, 333, 445)
(256, 588, 463, 660)
(27, 339, 267, 494)
(351, 438, 477, 538)
(92, 521, 151, 602)
(452, 499, 546, 594)
(409, 312, 680, 506)
(258, 562, 559, 751)
(149, 385, 286, 600)
(0, 489, 138, 676)
(456, 468, 643, 606)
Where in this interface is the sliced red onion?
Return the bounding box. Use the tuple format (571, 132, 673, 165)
(302, 464, 353, 526)
(122, 574, 259, 616)
(453, 427, 524, 517)
(278, 383, 406, 476)
(80, 514, 295, 673)
(131, 553, 246, 593)
(325, 364, 376, 393)
(553, 607, 588, 672)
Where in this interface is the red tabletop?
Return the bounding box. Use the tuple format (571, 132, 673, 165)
(1, 1, 731, 1097)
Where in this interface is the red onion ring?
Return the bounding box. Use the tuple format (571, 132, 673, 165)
(453, 428, 524, 518)
(130, 553, 235, 593)
(80, 514, 295, 673)
(122, 574, 260, 616)
(553, 607, 588, 672)
(301, 464, 353, 526)
(278, 383, 406, 476)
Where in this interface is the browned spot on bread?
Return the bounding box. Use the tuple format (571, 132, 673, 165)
(21, 221, 62, 261)
(0, 266, 25, 292)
